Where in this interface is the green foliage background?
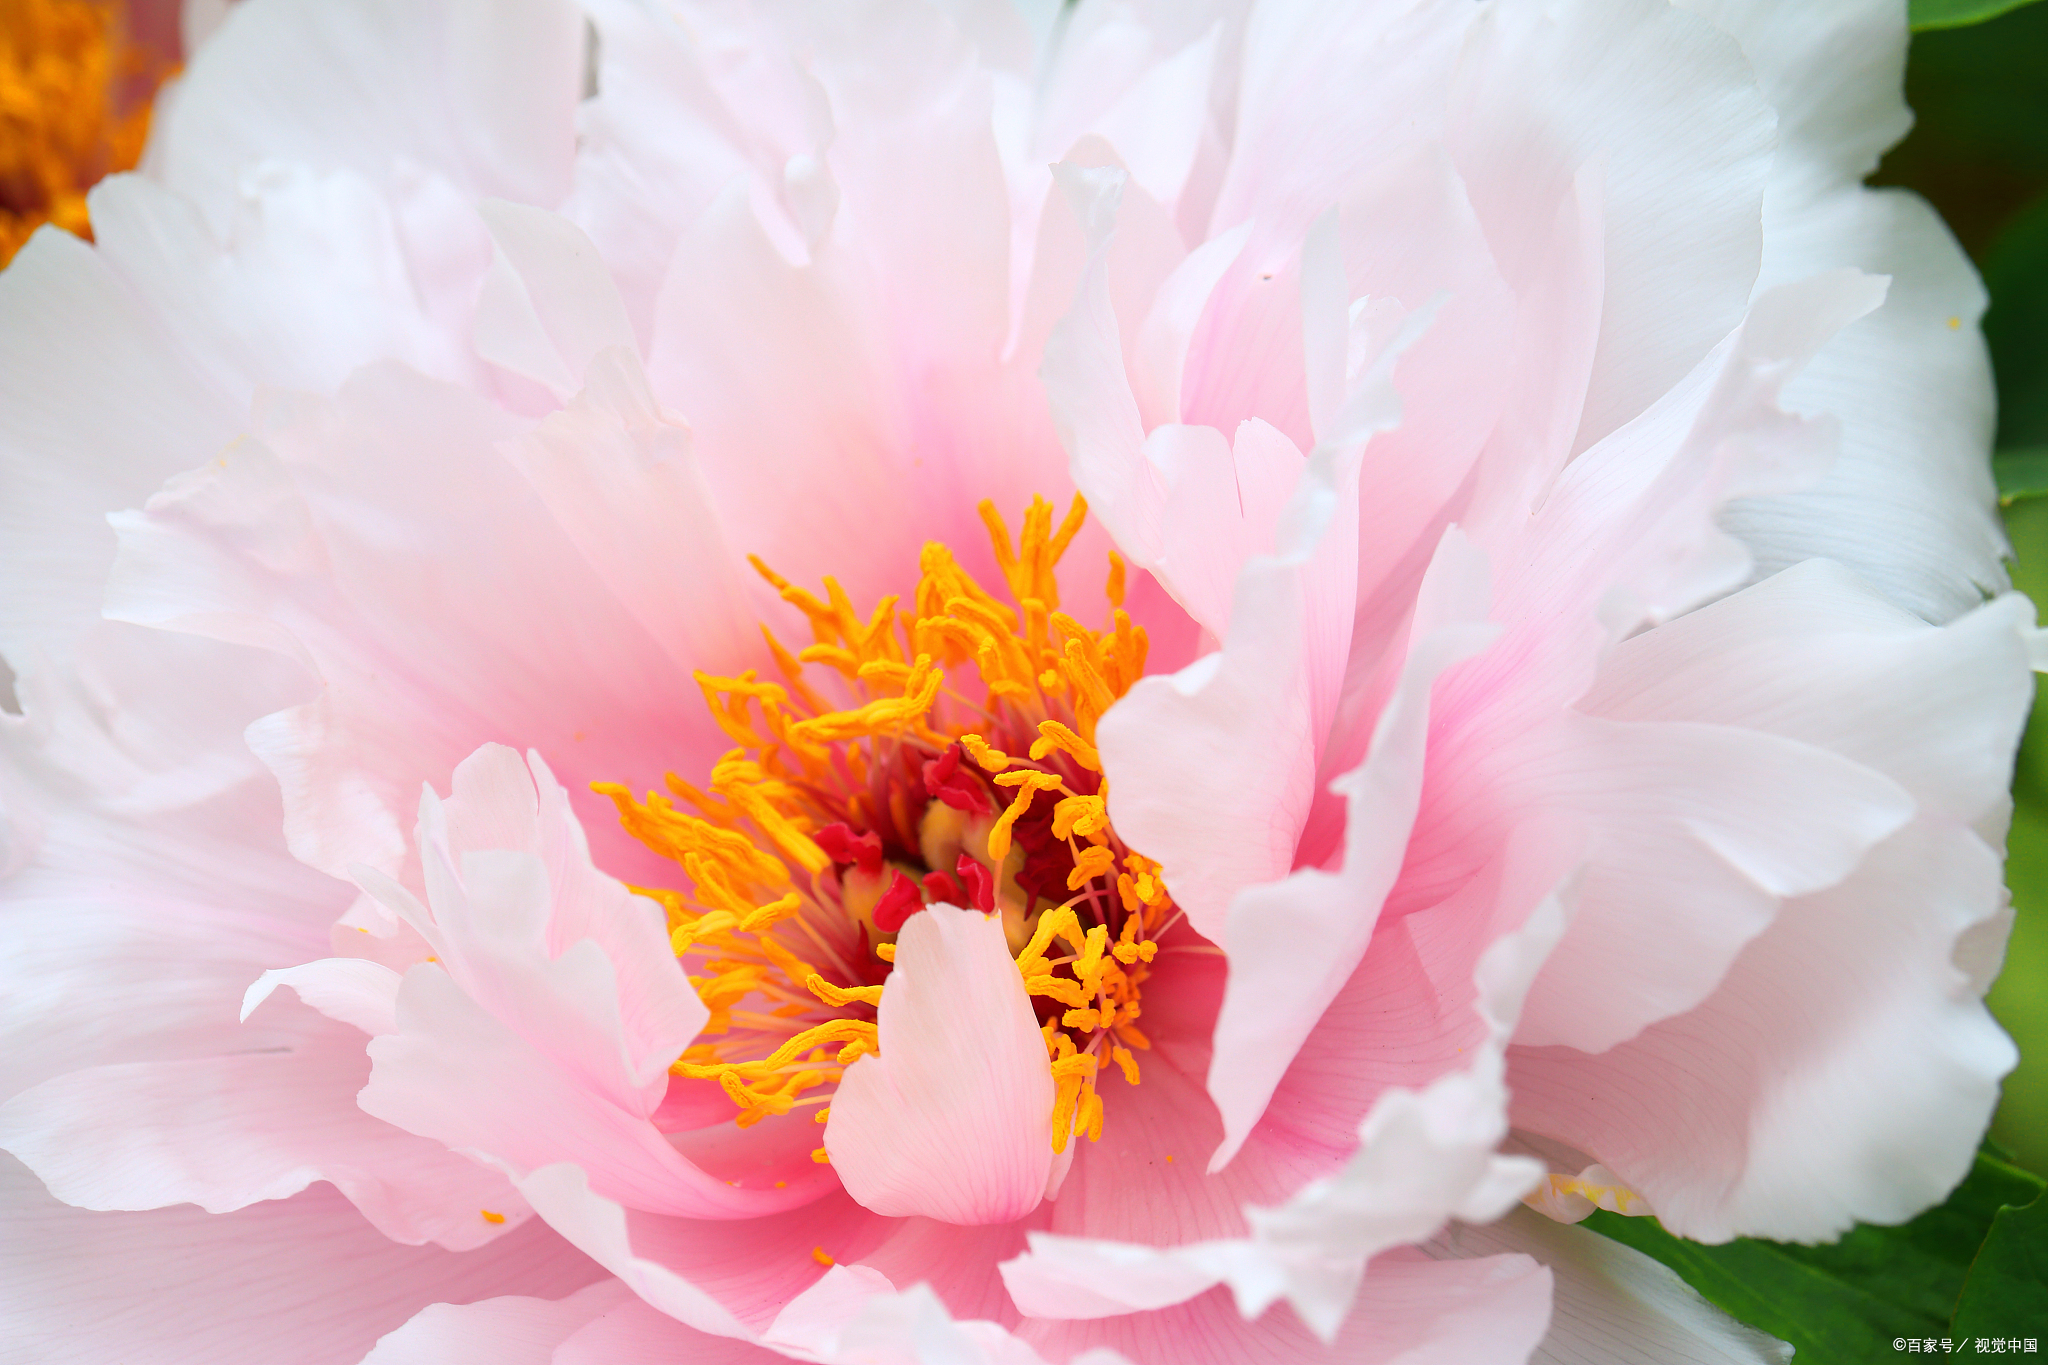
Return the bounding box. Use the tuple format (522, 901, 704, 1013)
(1571, 2, 2048, 1352)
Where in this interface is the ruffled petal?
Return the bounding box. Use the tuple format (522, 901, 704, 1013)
(0, 1153, 601, 1365)
(1202, 527, 1497, 1167)
(1001, 888, 1560, 1339)
(101, 364, 722, 884)
(0, 1003, 526, 1250)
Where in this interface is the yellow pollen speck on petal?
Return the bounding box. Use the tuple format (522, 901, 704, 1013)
(812, 1246, 835, 1266)
(1164, 1154, 1174, 1164)
(812, 1147, 832, 1164)
(479, 1209, 506, 1224)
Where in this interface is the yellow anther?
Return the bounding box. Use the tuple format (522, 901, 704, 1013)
(1063, 1007, 1103, 1031)
(815, 1107, 831, 1124)
(787, 655, 943, 749)
(1106, 550, 1127, 608)
(856, 658, 913, 688)
(799, 643, 862, 679)
(806, 973, 885, 1009)
(1050, 1053, 1099, 1080)
(670, 911, 739, 954)
(812, 1246, 836, 1266)
(874, 942, 896, 963)
(1067, 845, 1116, 890)
(959, 733, 1014, 772)
(1077, 1085, 1105, 1143)
(693, 670, 793, 749)
(1016, 905, 1084, 975)
(1073, 924, 1110, 989)
(480, 1209, 507, 1224)
(1111, 1045, 1141, 1085)
(986, 770, 1064, 863)
(1025, 974, 1090, 1008)
(1052, 794, 1109, 842)
(812, 1148, 832, 1163)
(739, 893, 801, 934)
(1030, 721, 1101, 772)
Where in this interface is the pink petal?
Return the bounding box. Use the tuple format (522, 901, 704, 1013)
(0, 1156, 601, 1365)
(0, 1004, 528, 1250)
(509, 349, 763, 675)
(361, 962, 805, 1220)
(102, 363, 723, 887)
(1013, 1254, 1550, 1365)
(360, 1279, 634, 1365)
(1004, 893, 1561, 1338)
(244, 957, 403, 1038)
(1205, 528, 1498, 1166)
(825, 906, 1055, 1225)
(555, 1294, 800, 1365)
(511, 1161, 885, 1339)
(473, 200, 637, 399)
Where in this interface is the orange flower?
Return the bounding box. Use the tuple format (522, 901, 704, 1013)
(0, 0, 173, 266)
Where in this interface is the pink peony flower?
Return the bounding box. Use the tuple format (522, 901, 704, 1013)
(0, 0, 2033, 1361)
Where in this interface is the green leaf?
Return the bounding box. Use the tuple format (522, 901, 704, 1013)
(1950, 1186, 2048, 1338)
(1995, 448, 2048, 503)
(1993, 496, 2048, 1176)
(1912, 0, 2048, 31)
(1987, 195, 2048, 452)
(1581, 1152, 2046, 1364)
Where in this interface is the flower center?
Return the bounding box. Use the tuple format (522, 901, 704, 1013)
(0, 0, 171, 267)
(597, 497, 1177, 1156)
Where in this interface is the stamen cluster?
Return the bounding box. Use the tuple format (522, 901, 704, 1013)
(598, 498, 1176, 1155)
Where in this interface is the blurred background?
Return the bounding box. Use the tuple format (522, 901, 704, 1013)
(1882, 0, 2048, 1175)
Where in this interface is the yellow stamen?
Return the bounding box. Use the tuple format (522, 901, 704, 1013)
(959, 732, 1014, 772)
(806, 973, 884, 1009)
(604, 498, 1177, 1155)
(479, 1209, 506, 1224)
(987, 770, 1065, 863)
